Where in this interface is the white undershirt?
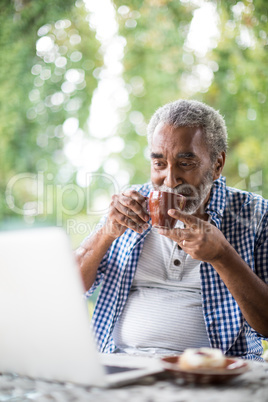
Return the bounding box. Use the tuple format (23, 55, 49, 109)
(112, 222, 210, 355)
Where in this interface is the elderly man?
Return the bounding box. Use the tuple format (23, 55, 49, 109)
(76, 99, 268, 360)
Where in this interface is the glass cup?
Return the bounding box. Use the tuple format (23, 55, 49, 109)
(148, 191, 186, 229)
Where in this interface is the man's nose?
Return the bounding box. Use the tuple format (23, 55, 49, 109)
(164, 167, 182, 189)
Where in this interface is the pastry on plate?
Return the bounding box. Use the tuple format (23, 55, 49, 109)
(179, 347, 227, 370)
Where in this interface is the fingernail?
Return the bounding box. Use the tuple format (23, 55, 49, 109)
(168, 209, 176, 215)
(142, 223, 149, 230)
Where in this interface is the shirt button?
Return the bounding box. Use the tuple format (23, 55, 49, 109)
(173, 259, 181, 266)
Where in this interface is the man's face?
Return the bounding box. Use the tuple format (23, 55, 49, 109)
(150, 123, 219, 215)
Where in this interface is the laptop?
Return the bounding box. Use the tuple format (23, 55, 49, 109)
(0, 227, 164, 387)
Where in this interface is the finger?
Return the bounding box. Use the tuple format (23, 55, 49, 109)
(113, 204, 150, 230)
(123, 189, 149, 209)
(179, 239, 195, 249)
(110, 205, 149, 233)
(117, 215, 149, 233)
(121, 191, 149, 220)
(113, 194, 149, 223)
(157, 227, 192, 242)
(168, 209, 201, 229)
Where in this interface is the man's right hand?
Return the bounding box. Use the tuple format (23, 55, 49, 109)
(104, 189, 150, 239)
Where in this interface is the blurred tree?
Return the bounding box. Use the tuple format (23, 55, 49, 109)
(112, 0, 197, 184)
(0, 0, 102, 224)
(203, 0, 268, 195)
(1, 0, 268, 238)
(112, 0, 268, 196)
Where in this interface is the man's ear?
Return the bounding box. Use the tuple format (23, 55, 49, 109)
(213, 152, 225, 180)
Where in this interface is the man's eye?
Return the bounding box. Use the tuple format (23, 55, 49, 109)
(153, 161, 165, 168)
(180, 161, 195, 168)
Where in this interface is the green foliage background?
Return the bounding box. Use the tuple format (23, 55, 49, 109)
(0, 0, 267, 248)
(113, 0, 268, 190)
(0, 0, 102, 233)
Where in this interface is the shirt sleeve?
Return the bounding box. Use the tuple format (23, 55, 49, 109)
(254, 210, 268, 284)
(83, 183, 151, 298)
(82, 215, 111, 298)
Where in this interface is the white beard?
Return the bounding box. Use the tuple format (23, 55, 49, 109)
(154, 170, 214, 215)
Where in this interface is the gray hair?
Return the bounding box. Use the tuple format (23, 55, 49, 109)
(147, 99, 228, 161)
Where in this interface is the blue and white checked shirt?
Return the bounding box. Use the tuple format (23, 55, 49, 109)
(85, 176, 268, 360)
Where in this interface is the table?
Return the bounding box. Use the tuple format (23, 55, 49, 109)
(0, 360, 268, 402)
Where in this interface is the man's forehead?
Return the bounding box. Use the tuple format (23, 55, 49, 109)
(150, 123, 209, 160)
(152, 123, 205, 145)
(154, 121, 203, 133)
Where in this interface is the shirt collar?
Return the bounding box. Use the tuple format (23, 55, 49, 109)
(205, 175, 226, 228)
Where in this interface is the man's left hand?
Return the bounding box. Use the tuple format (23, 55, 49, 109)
(157, 209, 228, 264)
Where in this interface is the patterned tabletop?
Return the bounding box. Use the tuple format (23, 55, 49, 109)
(0, 360, 268, 402)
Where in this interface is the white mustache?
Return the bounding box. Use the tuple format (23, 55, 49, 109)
(157, 184, 193, 196)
